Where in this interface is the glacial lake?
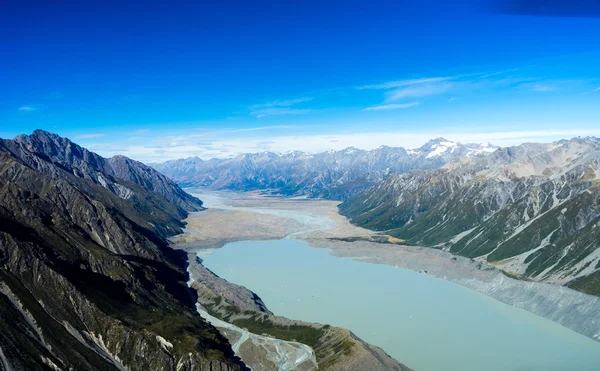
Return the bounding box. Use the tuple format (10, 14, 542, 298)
(200, 239, 600, 371)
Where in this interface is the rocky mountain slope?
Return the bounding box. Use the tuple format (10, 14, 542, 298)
(14, 130, 203, 213)
(153, 138, 497, 200)
(0, 131, 245, 370)
(339, 137, 600, 296)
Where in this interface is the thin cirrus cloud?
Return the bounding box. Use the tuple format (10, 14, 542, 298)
(525, 83, 558, 92)
(360, 69, 558, 104)
(385, 82, 453, 102)
(229, 125, 304, 133)
(363, 102, 420, 111)
(18, 106, 35, 111)
(359, 77, 452, 90)
(360, 76, 457, 105)
(74, 133, 106, 139)
(249, 97, 313, 118)
(249, 97, 313, 109)
(252, 107, 313, 118)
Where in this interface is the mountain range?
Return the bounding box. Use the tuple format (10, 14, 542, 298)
(0, 130, 408, 370)
(5, 129, 597, 369)
(339, 137, 600, 296)
(154, 135, 600, 297)
(152, 138, 498, 200)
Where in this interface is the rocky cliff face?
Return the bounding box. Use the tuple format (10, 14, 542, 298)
(13, 130, 203, 213)
(340, 137, 600, 296)
(152, 138, 497, 200)
(0, 132, 245, 370)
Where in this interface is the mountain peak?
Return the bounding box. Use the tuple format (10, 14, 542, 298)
(31, 128, 59, 137)
(341, 146, 360, 154)
(8, 130, 203, 211)
(13, 130, 109, 174)
(15, 129, 65, 144)
(416, 137, 454, 150)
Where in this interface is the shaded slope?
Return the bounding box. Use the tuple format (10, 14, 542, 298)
(0, 133, 245, 370)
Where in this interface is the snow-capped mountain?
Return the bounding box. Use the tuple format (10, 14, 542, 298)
(152, 138, 498, 199)
(339, 137, 600, 295)
(407, 137, 499, 159)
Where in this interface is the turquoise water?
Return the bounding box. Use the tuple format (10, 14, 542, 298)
(200, 239, 600, 371)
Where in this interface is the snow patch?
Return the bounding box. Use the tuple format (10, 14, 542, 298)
(426, 141, 458, 158)
(449, 227, 477, 244)
(564, 248, 600, 282)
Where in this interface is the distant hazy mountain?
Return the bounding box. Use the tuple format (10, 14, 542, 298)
(339, 137, 600, 296)
(153, 138, 498, 199)
(0, 131, 243, 370)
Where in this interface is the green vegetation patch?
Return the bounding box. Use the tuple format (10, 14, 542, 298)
(232, 314, 326, 346)
(568, 271, 600, 297)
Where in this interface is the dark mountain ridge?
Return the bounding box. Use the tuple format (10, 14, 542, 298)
(13, 130, 203, 213)
(0, 131, 244, 370)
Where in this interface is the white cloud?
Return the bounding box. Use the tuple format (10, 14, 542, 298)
(363, 102, 420, 111)
(361, 71, 549, 105)
(385, 82, 452, 101)
(251, 107, 313, 118)
(229, 125, 304, 132)
(359, 77, 451, 90)
(18, 106, 35, 111)
(249, 97, 314, 117)
(527, 83, 558, 92)
(594, 87, 600, 92)
(90, 129, 600, 163)
(250, 97, 313, 109)
(74, 133, 106, 139)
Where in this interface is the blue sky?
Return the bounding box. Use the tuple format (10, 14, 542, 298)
(1, 0, 600, 162)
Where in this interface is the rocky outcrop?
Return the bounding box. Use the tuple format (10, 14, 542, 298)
(107, 154, 203, 212)
(0, 132, 245, 370)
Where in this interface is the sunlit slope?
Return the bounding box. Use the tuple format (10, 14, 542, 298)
(340, 137, 600, 295)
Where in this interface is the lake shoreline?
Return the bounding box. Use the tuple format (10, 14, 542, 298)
(174, 189, 600, 344)
(198, 238, 600, 371)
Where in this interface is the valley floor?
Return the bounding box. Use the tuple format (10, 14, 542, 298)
(172, 189, 600, 344)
